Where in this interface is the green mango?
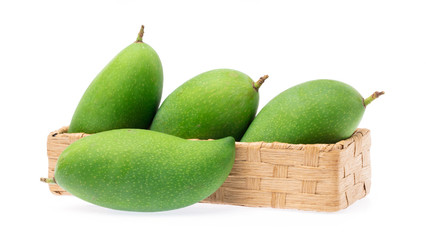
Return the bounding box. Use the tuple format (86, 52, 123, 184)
(51, 129, 235, 212)
(150, 69, 267, 141)
(68, 26, 163, 133)
(241, 79, 384, 144)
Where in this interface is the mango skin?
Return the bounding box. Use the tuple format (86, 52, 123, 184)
(68, 42, 163, 133)
(54, 129, 235, 212)
(150, 69, 259, 141)
(241, 79, 365, 144)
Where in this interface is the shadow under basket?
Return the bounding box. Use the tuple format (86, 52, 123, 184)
(46, 126, 371, 212)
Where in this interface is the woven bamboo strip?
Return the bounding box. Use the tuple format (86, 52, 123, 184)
(45, 127, 371, 212)
(285, 193, 347, 211)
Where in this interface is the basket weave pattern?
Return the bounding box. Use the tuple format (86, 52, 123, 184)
(46, 127, 371, 212)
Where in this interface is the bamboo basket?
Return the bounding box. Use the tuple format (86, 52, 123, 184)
(46, 126, 371, 212)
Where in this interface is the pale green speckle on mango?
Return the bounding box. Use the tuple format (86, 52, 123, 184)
(241, 79, 383, 144)
(54, 129, 235, 212)
(150, 69, 267, 141)
(68, 26, 163, 134)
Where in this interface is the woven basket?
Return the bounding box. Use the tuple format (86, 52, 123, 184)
(46, 126, 371, 212)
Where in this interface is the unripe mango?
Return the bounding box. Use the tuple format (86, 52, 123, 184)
(51, 129, 235, 212)
(68, 26, 163, 133)
(241, 79, 384, 144)
(150, 69, 267, 141)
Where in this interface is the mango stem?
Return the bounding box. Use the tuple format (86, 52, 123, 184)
(364, 91, 385, 107)
(40, 177, 57, 184)
(135, 25, 145, 43)
(253, 75, 269, 91)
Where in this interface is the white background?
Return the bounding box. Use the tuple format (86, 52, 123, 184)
(1, 0, 425, 239)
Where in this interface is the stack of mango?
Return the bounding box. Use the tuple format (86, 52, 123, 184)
(41, 26, 383, 212)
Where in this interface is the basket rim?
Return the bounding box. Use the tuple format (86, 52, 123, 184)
(50, 126, 369, 152)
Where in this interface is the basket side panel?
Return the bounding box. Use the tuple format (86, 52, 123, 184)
(203, 141, 344, 212)
(338, 129, 371, 208)
(46, 128, 89, 195)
